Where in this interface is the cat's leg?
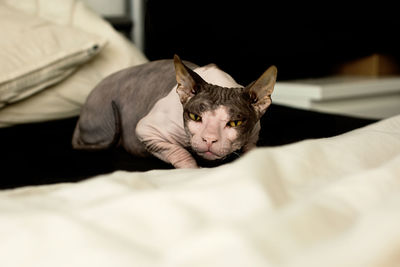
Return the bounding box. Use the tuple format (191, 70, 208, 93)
(144, 140, 198, 168)
(136, 122, 198, 168)
(72, 101, 120, 150)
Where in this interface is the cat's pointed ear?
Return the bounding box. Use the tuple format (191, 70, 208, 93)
(174, 54, 206, 104)
(246, 65, 277, 118)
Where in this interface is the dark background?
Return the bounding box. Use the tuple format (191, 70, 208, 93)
(0, 106, 374, 189)
(144, 0, 400, 84)
(2, 1, 394, 188)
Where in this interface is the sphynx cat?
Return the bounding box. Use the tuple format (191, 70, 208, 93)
(72, 55, 277, 168)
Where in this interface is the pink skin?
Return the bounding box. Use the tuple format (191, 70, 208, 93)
(186, 106, 243, 160)
(135, 62, 269, 169)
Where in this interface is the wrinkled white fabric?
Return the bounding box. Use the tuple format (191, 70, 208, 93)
(0, 3, 106, 108)
(0, 0, 147, 126)
(1, 115, 400, 267)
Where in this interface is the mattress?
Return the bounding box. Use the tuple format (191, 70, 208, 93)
(1, 114, 399, 267)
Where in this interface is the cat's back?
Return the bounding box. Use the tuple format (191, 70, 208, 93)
(92, 59, 199, 112)
(73, 59, 197, 154)
(91, 59, 178, 104)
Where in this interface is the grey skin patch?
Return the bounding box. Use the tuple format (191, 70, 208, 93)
(72, 59, 197, 156)
(183, 85, 258, 144)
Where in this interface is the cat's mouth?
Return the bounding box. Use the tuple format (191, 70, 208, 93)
(189, 148, 243, 168)
(200, 151, 220, 160)
(197, 150, 224, 160)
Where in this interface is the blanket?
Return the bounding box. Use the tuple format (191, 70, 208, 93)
(1, 115, 400, 267)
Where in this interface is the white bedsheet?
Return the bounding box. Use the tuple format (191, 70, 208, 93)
(1, 115, 400, 267)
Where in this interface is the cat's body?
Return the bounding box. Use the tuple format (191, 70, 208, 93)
(72, 55, 277, 168)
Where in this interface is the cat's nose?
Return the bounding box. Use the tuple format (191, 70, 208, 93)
(202, 136, 218, 145)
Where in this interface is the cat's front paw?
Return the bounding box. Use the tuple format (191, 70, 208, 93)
(174, 161, 199, 169)
(171, 157, 198, 169)
(163, 148, 199, 168)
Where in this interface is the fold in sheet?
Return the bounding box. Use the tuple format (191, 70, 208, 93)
(1, 115, 400, 267)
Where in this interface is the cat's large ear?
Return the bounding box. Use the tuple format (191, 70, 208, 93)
(246, 65, 277, 118)
(174, 54, 206, 104)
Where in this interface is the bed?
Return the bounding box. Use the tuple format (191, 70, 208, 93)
(1, 1, 400, 266)
(1, 114, 400, 267)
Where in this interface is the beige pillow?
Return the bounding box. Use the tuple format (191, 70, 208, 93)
(0, 3, 106, 108)
(0, 0, 148, 127)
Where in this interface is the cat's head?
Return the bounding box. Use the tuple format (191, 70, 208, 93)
(173, 55, 277, 161)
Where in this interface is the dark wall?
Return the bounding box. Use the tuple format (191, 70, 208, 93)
(144, 0, 400, 84)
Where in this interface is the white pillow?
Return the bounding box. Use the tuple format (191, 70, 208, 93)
(0, 0, 148, 127)
(0, 3, 106, 108)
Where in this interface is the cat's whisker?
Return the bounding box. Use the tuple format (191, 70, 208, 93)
(232, 151, 242, 158)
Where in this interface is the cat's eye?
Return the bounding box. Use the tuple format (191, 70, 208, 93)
(228, 120, 243, 127)
(188, 112, 202, 122)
